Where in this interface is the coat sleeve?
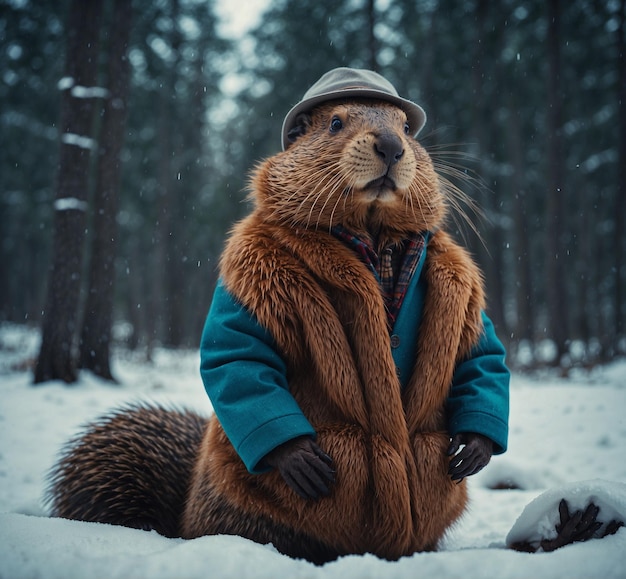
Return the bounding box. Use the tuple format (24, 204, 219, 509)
(446, 312, 510, 454)
(200, 279, 316, 474)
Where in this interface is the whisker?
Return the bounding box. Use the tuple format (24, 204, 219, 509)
(305, 163, 344, 229)
(295, 164, 340, 227)
(422, 143, 490, 249)
(411, 177, 434, 231)
(438, 174, 486, 248)
(315, 171, 348, 230)
(329, 176, 357, 232)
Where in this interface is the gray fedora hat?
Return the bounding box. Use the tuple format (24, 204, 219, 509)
(281, 67, 427, 150)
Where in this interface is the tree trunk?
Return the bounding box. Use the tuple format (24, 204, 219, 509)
(34, 0, 104, 384)
(574, 175, 592, 355)
(470, 0, 507, 337)
(420, 4, 437, 137)
(366, 0, 379, 72)
(507, 100, 535, 345)
(545, 0, 568, 363)
(615, 0, 626, 350)
(163, 0, 182, 348)
(125, 237, 144, 352)
(78, 0, 133, 381)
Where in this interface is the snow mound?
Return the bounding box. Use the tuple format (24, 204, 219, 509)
(505, 479, 626, 550)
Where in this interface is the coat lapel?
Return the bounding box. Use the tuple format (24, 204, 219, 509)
(403, 230, 485, 434)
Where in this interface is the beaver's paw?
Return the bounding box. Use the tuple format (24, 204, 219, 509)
(539, 499, 602, 551)
(447, 432, 494, 482)
(263, 436, 335, 501)
(509, 498, 624, 553)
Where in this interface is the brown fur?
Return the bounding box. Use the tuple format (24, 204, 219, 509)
(48, 100, 485, 565)
(46, 405, 207, 537)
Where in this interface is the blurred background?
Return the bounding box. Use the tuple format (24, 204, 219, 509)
(0, 0, 624, 378)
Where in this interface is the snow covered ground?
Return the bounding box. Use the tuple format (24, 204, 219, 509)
(1, 323, 625, 579)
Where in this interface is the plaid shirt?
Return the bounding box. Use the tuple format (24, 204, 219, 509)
(331, 226, 426, 330)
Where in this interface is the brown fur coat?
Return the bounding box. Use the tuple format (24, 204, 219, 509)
(182, 211, 485, 561)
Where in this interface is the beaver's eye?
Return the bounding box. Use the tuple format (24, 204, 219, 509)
(330, 116, 343, 133)
(404, 122, 410, 135)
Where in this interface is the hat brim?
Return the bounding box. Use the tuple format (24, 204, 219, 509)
(281, 87, 427, 150)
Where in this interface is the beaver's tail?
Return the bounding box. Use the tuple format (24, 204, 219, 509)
(46, 404, 208, 538)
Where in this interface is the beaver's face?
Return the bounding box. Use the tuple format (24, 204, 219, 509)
(253, 100, 446, 236)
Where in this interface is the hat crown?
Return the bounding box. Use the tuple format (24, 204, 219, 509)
(281, 67, 426, 150)
(301, 67, 400, 101)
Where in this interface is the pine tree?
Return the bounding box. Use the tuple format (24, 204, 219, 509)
(78, 0, 133, 381)
(34, 0, 104, 384)
(545, 0, 568, 363)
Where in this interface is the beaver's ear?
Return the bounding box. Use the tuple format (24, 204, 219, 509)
(286, 113, 312, 144)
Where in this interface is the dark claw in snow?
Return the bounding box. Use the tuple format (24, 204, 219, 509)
(603, 519, 625, 537)
(541, 500, 603, 552)
(510, 498, 624, 553)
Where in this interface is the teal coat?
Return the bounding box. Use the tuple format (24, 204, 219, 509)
(200, 240, 510, 474)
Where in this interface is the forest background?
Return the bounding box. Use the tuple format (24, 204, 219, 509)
(1, 0, 624, 382)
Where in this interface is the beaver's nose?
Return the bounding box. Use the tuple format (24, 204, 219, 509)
(374, 134, 404, 167)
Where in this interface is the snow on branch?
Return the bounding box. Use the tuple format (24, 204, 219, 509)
(61, 133, 97, 151)
(71, 85, 110, 99)
(57, 77, 74, 91)
(54, 198, 89, 212)
(57, 77, 109, 99)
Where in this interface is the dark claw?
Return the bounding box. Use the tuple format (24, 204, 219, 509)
(579, 503, 600, 529)
(555, 498, 570, 533)
(510, 540, 538, 553)
(603, 520, 625, 537)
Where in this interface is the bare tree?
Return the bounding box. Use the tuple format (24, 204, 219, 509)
(507, 99, 535, 345)
(366, 0, 379, 72)
(143, 0, 183, 353)
(615, 0, 626, 350)
(79, 0, 133, 381)
(471, 0, 507, 336)
(545, 0, 568, 362)
(34, 0, 104, 384)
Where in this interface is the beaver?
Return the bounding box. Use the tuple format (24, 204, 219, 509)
(47, 68, 511, 564)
